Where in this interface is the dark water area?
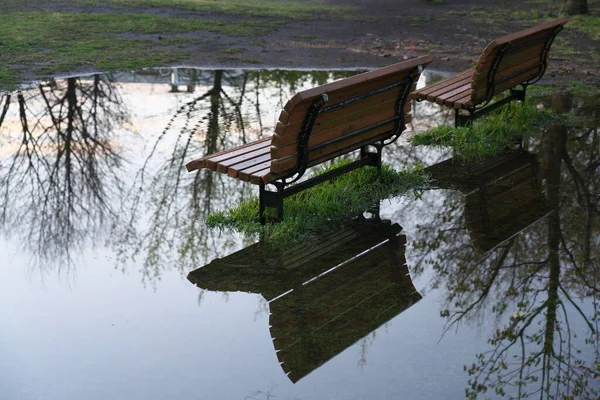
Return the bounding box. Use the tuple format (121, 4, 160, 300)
(0, 69, 598, 400)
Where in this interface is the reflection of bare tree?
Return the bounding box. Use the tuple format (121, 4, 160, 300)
(117, 70, 271, 284)
(116, 69, 357, 285)
(408, 104, 599, 398)
(0, 75, 127, 268)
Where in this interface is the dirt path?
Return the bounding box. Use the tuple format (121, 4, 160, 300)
(4, 0, 600, 84)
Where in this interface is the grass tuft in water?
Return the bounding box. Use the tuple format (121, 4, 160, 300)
(206, 162, 428, 244)
(410, 100, 555, 161)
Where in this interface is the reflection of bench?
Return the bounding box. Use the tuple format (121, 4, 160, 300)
(426, 151, 551, 252)
(187, 216, 421, 382)
(185, 57, 431, 223)
(412, 19, 567, 127)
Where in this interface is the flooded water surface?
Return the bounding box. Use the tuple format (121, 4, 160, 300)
(0, 69, 598, 400)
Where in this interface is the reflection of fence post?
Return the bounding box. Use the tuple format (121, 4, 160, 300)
(187, 69, 197, 93)
(170, 68, 180, 92)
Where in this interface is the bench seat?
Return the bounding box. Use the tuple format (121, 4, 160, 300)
(412, 68, 474, 109)
(186, 136, 279, 184)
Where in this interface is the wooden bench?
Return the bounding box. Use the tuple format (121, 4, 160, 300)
(411, 18, 568, 127)
(187, 214, 421, 382)
(186, 57, 432, 223)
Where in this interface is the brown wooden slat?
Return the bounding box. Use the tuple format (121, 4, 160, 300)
(186, 137, 271, 171)
(290, 57, 431, 108)
(274, 87, 401, 144)
(272, 106, 398, 159)
(431, 83, 471, 105)
(250, 167, 274, 184)
(425, 75, 472, 102)
(279, 75, 410, 129)
(471, 69, 540, 101)
(452, 93, 473, 109)
(270, 120, 397, 175)
(227, 153, 271, 178)
(472, 56, 541, 89)
(490, 18, 568, 47)
(237, 160, 272, 182)
(476, 41, 547, 75)
(271, 114, 412, 174)
(441, 86, 472, 106)
(412, 69, 474, 98)
(204, 138, 271, 170)
(476, 22, 565, 65)
(214, 145, 271, 173)
(279, 57, 430, 127)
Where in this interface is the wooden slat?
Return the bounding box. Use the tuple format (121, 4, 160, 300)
(491, 18, 568, 47)
(425, 75, 472, 102)
(476, 41, 547, 75)
(186, 137, 271, 171)
(471, 69, 539, 101)
(279, 74, 414, 129)
(270, 120, 397, 175)
(214, 145, 271, 173)
(272, 106, 398, 159)
(237, 160, 272, 182)
(452, 93, 473, 109)
(434, 83, 471, 105)
(273, 87, 401, 144)
(270, 108, 410, 176)
(205, 138, 271, 170)
(250, 167, 274, 184)
(412, 68, 474, 98)
(472, 56, 541, 89)
(278, 56, 431, 127)
(227, 153, 271, 178)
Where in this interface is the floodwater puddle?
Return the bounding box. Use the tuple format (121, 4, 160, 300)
(0, 69, 598, 399)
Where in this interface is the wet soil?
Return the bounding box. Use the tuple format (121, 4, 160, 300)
(4, 0, 600, 84)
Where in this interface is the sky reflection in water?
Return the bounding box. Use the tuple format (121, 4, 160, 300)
(0, 69, 598, 400)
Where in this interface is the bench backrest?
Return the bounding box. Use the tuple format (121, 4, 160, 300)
(470, 18, 568, 106)
(269, 57, 431, 176)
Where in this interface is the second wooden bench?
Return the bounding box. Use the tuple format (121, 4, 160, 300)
(412, 18, 568, 127)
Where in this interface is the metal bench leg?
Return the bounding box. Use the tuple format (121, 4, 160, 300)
(259, 182, 266, 225)
(259, 181, 285, 225)
(274, 182, 284, 222)
(361, 145, 383, 174)
(455, 109, 472, 127)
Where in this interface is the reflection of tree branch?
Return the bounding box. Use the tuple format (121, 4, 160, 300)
(0, 94, 10, 126)
(1, 75, 127, 269)
(445, 240, 513, 331)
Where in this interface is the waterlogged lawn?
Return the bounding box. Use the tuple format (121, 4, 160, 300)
(207, 162, 429, 244)
(0, 11, 281, 90)
(410, 100, 556, 161)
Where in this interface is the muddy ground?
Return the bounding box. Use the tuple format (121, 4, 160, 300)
(4, 0, 600, 84)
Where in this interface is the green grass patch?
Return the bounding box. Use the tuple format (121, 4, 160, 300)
(568, 14, 600, 41)
(206, 162, 428, 245)
(528, 81, 600, 97)
(410, 100, 555, 162)
(0, 11, 281, 91)
(70, 0, 355, 20)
